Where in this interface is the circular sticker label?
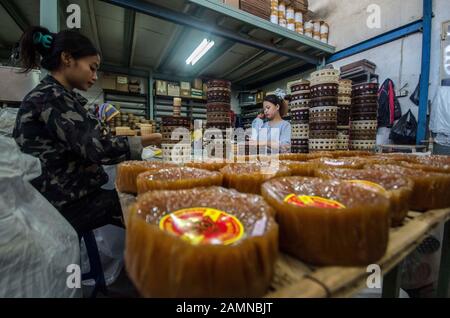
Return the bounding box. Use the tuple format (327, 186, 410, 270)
(284, 194, 346, 209)
(346, 180, 387, 195)
(159, 207, 244, 245)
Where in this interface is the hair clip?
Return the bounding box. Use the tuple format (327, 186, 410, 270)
(33, 32, 53, 49)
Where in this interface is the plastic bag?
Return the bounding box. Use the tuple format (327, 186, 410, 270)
(389, 110, 418, 145)
(410, 76, 420, 106)
(80, 225, 125, 287)
(0, 107, 18, 137)
(0, 136, 81, 298)
(430, 86, 450, 136)
(79, 165, 125, 287)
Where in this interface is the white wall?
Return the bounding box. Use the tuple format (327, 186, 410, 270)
(261, 0, 450, 122)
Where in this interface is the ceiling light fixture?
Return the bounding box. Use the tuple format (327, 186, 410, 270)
(186, 38, 215, 66)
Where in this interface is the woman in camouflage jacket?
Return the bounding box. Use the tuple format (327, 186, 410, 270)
(13, 26, 151, 234)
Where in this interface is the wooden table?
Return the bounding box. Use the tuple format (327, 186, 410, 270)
(118, 192, 450, 298)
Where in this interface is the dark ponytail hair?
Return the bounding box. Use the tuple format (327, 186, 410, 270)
(19, 26, 99, 72)
(264, 93, 292, 117)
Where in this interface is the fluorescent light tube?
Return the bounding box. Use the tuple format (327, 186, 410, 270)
(186, 39, 209, 65)
(191, 41, 215, 65)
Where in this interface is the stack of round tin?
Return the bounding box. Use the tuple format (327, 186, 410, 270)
(350, 82, 379, 151)
(336, 79, 352, 150)
(308, 69, 340, 152)
(289, 79, 310, 153)
(161, 116, 191, 163)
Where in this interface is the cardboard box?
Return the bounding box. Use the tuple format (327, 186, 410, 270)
(129, 80, 141, 93)
(193, 78, 203, 90)
(180, 81, 191, 97)
(223, 0, 239, 9)
(101, 74, 116, 90)
(191, 88, 203, 98)
(167, 82, 181, 97)
(256, 91, 265, 103)
(116, 76, 129, 92)
(156, 80, 168, 95)
(129, 85, 141, 93)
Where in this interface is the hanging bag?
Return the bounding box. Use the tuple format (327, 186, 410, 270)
(389, 110, 418, 145)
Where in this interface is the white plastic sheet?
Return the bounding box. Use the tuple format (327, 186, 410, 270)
(0, 107, 18, 137)
(430, 86, 450, 136)
(0, 136, 81, 298)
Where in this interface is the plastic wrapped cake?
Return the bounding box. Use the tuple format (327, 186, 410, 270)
(309, 157, 368, 169)
(261, 177, 390, 266)
(370, 164, 450, 211)
(399, 155, 450, 174)
(136, 167, 223, 194)
(283, 160, 317, 177)
(184, 161, 227, 171)
(116, 161, 178, 194)
(220, 162, 291, 194)
(125, 187, 278, 297)
(316, 168, 414, 226)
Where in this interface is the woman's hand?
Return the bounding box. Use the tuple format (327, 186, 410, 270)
(140, 133, 162, 147)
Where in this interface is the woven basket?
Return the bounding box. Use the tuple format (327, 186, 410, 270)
(207, 104, 231, 112)
(309, 138, 337, 151)
(338, 95, 352, 105)
(350, 130, 377, 140)
(349, 140, 376, 151)
(292, 123, 309, 139)
(309, 122, 337, 131)
(350, 120, 378, 130)
(310, 83, 339, 98)
(310, 96, 338, 108)
(352, 83, 379, 97)
(310, 69, 340, 85)
(207, 79, 231, 89)
(291, 92, 311, 101)
(162, 143, 191, 163)
(351, 104, 378, 113)
(350, 113, 378, 121)
(309, 105, 338, 114)
(309, 130, 338, 139)
(289, 79, 310, 92)
(290, 99, 311, 107)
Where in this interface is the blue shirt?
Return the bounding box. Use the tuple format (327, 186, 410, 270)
(251, 118, 291, 153)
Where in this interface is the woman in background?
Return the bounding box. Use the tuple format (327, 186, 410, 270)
(251, 89, 292, 154)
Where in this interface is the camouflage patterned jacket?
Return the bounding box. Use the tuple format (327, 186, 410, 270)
(13, 75, 133, 209)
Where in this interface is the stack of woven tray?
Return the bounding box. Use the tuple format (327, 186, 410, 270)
(336, 79, 352, 150)
(350, 82, 379, 151)
(308, 69, 340, 152)
(289, 79, 310, 153)
(161, 116, 191, 163)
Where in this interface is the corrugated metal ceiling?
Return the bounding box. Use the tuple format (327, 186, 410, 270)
(0, 0, 334, 88)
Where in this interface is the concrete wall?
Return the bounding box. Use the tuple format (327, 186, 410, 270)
(261, 0, 450, 125)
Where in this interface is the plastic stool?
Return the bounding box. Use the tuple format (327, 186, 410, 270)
(80, 231, 107, 298)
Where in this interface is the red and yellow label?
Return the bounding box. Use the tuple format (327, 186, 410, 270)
(159, 207, 244, 245)
(346, 180, 387, 195)
(284, 194, 346, 209)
